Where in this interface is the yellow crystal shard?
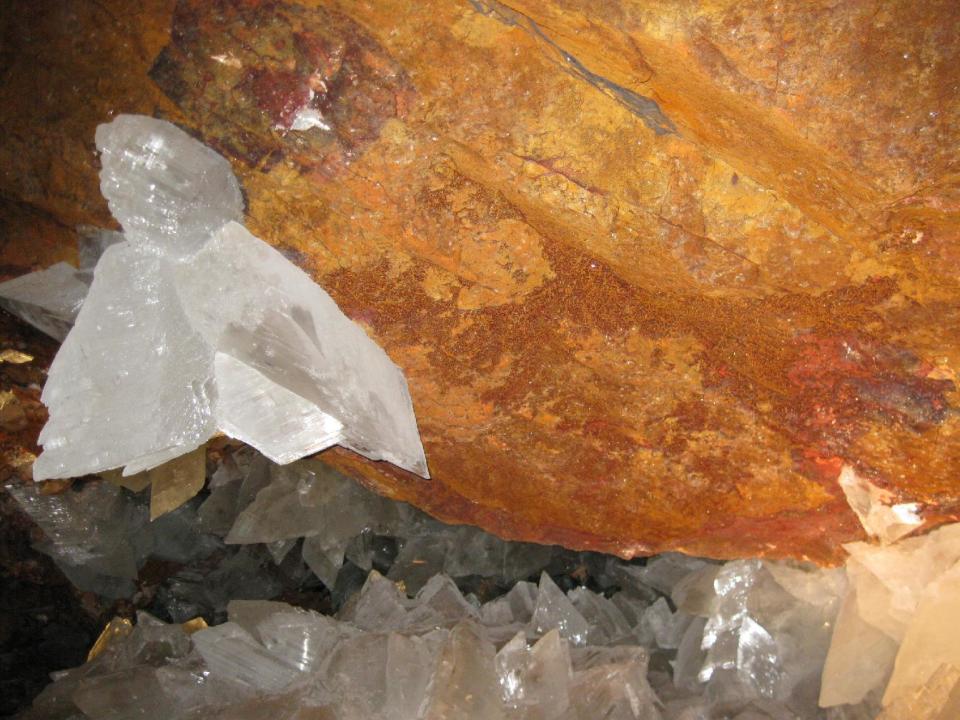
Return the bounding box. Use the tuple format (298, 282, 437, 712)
(882, 561, 960, 707)
(181, 617, 209, 634)
(99, 467, 152, 493)
(86, 617, 133, 661)
(0, 390, 27, 432)
(0, 348, 33, 363)
(148, 445, 207, 520)
(818, 586, 899, 707)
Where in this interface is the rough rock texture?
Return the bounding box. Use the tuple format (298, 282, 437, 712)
(2, 0, 960, 562)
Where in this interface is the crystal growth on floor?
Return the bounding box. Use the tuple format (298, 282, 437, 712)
(14, 444, 957, 719)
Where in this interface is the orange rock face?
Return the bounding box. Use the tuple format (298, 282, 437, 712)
(1, 0, 959, 563)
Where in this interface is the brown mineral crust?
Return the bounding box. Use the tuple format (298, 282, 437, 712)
(1, 0, 959, 564)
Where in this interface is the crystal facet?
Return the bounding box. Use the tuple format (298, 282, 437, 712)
(0, 261, 90, 341)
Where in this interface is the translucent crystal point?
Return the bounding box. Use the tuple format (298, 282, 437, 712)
(258, 609, 352, 672)
(567, 586, 632, 645)
(192, 622, 300, 693)
(213, 351, 344, 465)
(422, 622, 504, 720)
(568, 645, 658, 720)
(5, 479, 140, 585)
(530, 572, 590, 646)
(819, 587, 898, 707)
(495, 630, 572, 715)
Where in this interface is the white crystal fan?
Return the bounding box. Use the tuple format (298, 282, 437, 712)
(32, 114, 428, 481)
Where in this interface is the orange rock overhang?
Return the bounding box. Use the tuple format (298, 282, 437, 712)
(1, 0, 959, 564)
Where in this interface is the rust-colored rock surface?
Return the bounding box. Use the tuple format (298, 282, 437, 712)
(2, 0, 959, 563)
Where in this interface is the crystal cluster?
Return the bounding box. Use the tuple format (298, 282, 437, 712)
(819, 522, 960, 718)
(6, 478, 221, 599)
(21, 587, 660, 720)
(213, 451, 552, 593)
(12, 114, 427, 483)
(12, 448, 868, 720)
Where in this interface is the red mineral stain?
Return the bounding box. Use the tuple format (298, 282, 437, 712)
(150, 0, 414, 173)
(244, 68, 311, 129)
(787, 334, 953, 436)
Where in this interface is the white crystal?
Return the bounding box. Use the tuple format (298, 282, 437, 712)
(95, 114, 244, 258)
(33, 243, 216, 481)
(289, 107, 331, 132)
(0, 261, 89, 341)
(213, 352, 344, 465)
(176, 220, 427, 475)
(33, 114, 429, 481)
